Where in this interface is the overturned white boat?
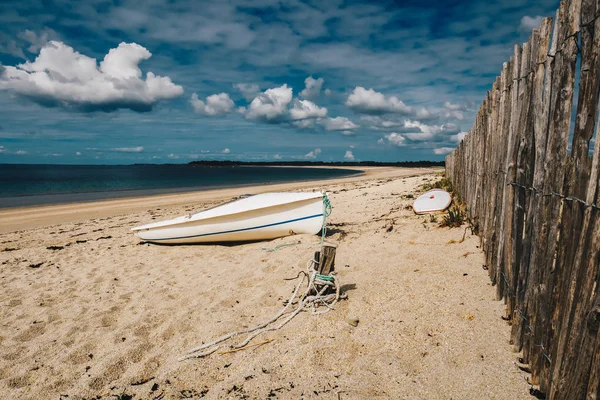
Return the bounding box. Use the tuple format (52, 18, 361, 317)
(131, 192, 327, 244)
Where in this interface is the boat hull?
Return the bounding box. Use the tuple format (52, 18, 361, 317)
(132, 194, 325, 244)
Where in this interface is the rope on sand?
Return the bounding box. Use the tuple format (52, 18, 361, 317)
(180, 259, 341, 360)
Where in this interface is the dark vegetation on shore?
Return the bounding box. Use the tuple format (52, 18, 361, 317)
(185, 160, 445, 167)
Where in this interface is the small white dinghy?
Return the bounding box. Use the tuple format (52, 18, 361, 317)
(131, 192, 327, 244)
(412, 189, 452, 214)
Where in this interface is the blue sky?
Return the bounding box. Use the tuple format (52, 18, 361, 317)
(0, 0, 559, 164)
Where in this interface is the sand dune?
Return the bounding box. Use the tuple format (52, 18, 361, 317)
(0, 167, 530, 399)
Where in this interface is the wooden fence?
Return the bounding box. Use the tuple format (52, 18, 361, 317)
(445, 0, 600, 398)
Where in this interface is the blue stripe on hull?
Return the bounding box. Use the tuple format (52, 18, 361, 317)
(145, 213, 324, 241)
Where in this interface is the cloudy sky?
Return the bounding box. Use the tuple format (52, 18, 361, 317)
(0, 0, 559, 164)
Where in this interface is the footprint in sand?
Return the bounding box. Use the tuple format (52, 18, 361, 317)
(133, 324, 152, 338)
(65, 343, 96, 365)
(7, 373, 33, 389)
(129, 356, 161, 385)
(159, 323, 177, 341)
(8, 299, 22, 307)
(2, 346, 26, 361)
(14, 322, 46, 342)
(88, 356, 128, 391)
(88, 342, 155, 391)
(127, 341, 154, 363)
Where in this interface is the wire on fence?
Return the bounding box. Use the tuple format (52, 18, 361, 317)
(452, 166, 600, 211)
(534, 343, 553, 364)
(496, 269, 554, 365)
(499, 271, 516, 299)
(507, 181, 600, 210)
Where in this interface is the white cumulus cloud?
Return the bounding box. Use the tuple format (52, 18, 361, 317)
(360, 116, 406, 131)
(450, 131, 467, 143)
(18, 29, 59, 54)
(190, 92, 234, 116)
(222, 148, 231, 154)
(0, 29, 58, 60)
(433, 147, 455, 155)
(292, 119, 316, 129)
(344, 150, 355, 161)
(443, 101, 465, 111)
(444, 110, 464, 120)
(299, 76, 324, 100)
(384, 132, 407, 147)
(442, 102, 467, 120)
(245, 84, 293, 121)
(0, 146, 29, 155)
(111, 146, 144, 153)
(0, 41, 183, 112)
(304, 148, 321, 159)
(346, 86, 412, 115)
(0, 38, 26, 59)
(234, 83, 260, 101)
(415, 107, 436, 120)
(403, 120, 444, 141)
(289, 99, 327, 120)
(519, 16, 544, 32)
(318, 116, 359, 131)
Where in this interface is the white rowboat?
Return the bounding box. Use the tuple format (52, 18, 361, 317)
(131, 192, 326, 244)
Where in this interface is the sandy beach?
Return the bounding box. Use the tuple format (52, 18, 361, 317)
(0, 167, 531, 399)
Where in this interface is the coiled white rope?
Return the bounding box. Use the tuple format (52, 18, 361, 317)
(180, 259, 341, 360)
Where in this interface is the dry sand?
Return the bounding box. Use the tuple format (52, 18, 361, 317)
(0, 167, 531, 399)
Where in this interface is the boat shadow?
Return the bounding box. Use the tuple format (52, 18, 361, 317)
(138, 239, 273, 247)
(137, 225, 350, 247)
(325, 224, 349, 241)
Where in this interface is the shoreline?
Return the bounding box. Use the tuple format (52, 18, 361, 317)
(0, 166, 363, 209)
(0, 166, 440, 234)
(0, 164, 363, 209)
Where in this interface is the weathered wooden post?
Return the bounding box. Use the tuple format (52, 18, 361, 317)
(317, 244, 336, 275)
(312, 243, 337, 294)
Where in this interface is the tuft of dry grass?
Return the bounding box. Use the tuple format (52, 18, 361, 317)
(420, 177, 453, 193)
(440, 206, 466, 228)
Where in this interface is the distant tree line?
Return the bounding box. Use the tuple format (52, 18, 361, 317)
(186, 160, 445, 167)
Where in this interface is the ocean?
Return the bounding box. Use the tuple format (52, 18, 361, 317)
(0, 164, 360, 208)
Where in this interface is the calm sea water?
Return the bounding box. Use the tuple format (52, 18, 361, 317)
(0, 164, 360, 208)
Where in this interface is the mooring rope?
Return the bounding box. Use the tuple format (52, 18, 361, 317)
(180, 258, 341, 360)
(320, 192, 333, 244)
(260, 241, 302, 252)
(260, 192, 332, 252)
